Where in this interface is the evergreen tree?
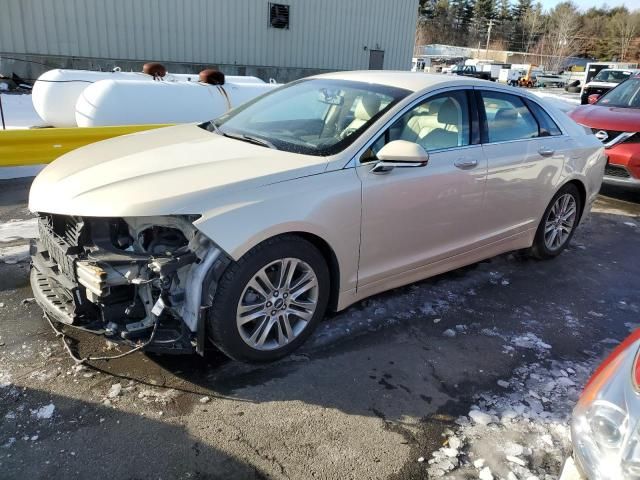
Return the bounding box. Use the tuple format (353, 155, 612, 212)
(474, 0, 497, 20)
(512, 0, 532, 23)
(511, 0, 533, 51)
(498, 0, 512, 22)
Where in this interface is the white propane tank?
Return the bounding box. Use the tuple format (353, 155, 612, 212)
(75, 79, 278, 127)
(31, 69, 153, 127)
(167, 73, 265, 84)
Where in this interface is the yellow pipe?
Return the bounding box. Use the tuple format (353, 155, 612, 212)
(0, 124, 172, 167)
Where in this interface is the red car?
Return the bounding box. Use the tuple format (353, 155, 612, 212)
(567, 329, 640, 479)
(570, 74, 640, 189)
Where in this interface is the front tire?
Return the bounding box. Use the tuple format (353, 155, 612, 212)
(529, 184, 581, 259)
(207, 235, 329, 362)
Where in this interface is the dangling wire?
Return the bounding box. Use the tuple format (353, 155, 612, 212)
(44, 312, 159, 364)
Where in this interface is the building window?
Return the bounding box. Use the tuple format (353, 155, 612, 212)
(269, 3, 290, 29)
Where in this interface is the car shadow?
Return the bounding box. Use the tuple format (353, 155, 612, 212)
(600, 184, 640, 205)
(0, 387, 268, 480)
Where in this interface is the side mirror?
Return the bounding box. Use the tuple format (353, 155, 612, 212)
(372, 140, 429, 174)
(588, 94, 601, 104)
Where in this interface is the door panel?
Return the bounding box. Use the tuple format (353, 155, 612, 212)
(357, 145, 487, 287)
(478, 89, 569, 238)
(482, 138, 567, 236)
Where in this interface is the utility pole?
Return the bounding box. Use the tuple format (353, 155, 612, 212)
(485, 19, 494, 59)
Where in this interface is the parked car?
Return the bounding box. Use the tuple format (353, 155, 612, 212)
(570, 73, 640, 189)
(565, 329, 640, 479)
(580, 68, 638, 104)
(28, 72, 605, 362)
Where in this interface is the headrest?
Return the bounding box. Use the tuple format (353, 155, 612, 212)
(494, 108, 518, 123)
(354, 95, 382, 121)
(426, 101, 440, 115)
(437, 99, 459, 125)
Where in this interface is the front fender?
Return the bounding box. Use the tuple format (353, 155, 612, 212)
(193, 168, 362, 293)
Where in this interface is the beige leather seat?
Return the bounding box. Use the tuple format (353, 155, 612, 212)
(399, 103, 442, 143)
(341, 95, 381, 137)
(418, 99, 460, 150)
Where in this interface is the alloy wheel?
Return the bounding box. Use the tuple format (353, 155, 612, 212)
(236, 258, 319, 351)
(544, 193, 577, 251)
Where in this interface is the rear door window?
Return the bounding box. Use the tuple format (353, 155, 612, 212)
(524, 99, 562, 136)
(480, 91, 539, 143)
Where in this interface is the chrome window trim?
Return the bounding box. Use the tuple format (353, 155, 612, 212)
(478, 136, 563, 148)
(344, 85, 477, 169)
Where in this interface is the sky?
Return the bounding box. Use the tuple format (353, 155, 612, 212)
(538, 0, 640, 10)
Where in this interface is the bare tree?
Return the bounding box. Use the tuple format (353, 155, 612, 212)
(610, 11, 640, 60)
(538, 2, 580, 71)
(522, 3, 543, 53)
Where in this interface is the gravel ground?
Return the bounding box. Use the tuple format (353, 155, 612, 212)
(0, 179, 639, 480)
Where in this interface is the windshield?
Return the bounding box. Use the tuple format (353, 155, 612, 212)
(211, 79, 410, 156)
(597, 78, 640, 108)
(593, 69, 633, 83)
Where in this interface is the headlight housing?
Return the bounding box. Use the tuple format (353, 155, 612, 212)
(571, 334, 640, 480)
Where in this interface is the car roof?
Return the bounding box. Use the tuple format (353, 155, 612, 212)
(311, 70, 486, 93)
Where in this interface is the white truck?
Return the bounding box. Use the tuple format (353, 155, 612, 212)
(580, 62, 639, 104)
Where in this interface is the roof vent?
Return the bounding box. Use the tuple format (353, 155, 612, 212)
(269, 3, 289, 29)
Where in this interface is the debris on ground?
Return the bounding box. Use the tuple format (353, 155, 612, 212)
(107, 383, 122, 399)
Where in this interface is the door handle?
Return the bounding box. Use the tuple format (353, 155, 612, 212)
(454, 158, 478, 169)
(538, 147, 555, 157)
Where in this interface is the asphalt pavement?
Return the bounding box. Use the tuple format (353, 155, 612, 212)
(0, 179, 639, 479)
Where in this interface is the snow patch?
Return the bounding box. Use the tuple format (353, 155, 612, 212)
(32, 403, 55, 420)
(426, 353, 597, 479)
(0, 370, 12, 388)
(0, 218, 38, 243)
(0, 244, 30, 264)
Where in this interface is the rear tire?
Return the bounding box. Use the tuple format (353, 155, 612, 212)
(207, 235, 329, 363)
(529, 184, 581, 259)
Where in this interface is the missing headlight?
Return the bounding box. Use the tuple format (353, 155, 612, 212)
(138, 226, 189, 255)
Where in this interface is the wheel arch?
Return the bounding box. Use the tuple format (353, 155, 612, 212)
(289, 231, 341, 313)
(561, 178, 587, 221)
(210, 228, 342, 314)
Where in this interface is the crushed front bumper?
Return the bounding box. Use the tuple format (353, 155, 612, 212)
(29, 214, 218, 355)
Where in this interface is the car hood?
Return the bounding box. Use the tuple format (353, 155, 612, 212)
(570, 105, 640, 132)
(29, 124, 328, 217)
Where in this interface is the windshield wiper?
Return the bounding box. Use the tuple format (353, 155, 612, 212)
(207, 122, 276, 150)
(229, 133, 277, 150)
